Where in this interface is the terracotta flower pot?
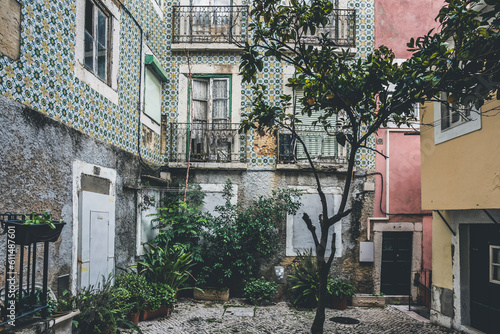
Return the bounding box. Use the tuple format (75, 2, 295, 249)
(140, 304, 169, 321)
(127, 311, 140, 325)
(332, 295, 348, 310)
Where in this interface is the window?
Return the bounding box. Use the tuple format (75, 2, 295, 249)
(440, 92, 473, 130)
(192, 77, 230, 125)
(84, 0, 110, 82)
(491, 245, 500, 285)
(143, 54, 168, 125)
(279, 89, 338, 162)
(76, 0, 120, 103)
(433, 92, 481, 144)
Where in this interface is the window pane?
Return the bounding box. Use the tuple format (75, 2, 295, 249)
(193, 101, 208, 121)
(441, 102, 450, 130)
(193, 80, 208, 100)
(493, 248, 500, 264)
(212, 100, 228, 123)
(85, 0, 94, 34)
(494, 265, 500, 281)
(451, 106, 460, 124)
(213, 79, 228, 99)
(97, 9, 107, 47)
(144, 68, 162, 124)
(96, 9, 107, 80)
(84, 31, 94, 70)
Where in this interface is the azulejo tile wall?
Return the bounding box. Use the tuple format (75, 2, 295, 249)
(0, 0, 167, 165)
(0, 0, 375, 169)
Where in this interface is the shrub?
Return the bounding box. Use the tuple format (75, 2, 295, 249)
(243, 277, 278, 305)
(114, 272, 151, 314)
(288, 249, 319, 308)
(327, 279, 356, 298)
(69, 275, 141, 334)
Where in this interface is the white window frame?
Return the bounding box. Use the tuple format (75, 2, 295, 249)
(490, 245, 500, 285)
(192, 77, 230, 124)
(75, 0, 120, 104)
(434, 93, 481, 144)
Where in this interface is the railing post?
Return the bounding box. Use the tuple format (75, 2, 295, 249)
(41, 242, 49, 318)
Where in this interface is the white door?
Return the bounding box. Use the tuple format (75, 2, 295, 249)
(78, 191, 115, 290)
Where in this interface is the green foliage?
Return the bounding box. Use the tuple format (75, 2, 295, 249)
(150, 183, 208, 262)
(197, 180, 302, 289)
(136, 242, 196, 292)
(68, 275, 142, 334)
(401, 0, 500, 107)
(243, 277, 278, 305)
(114, 272, 152, 313)
(288, 250, 320, 308)
(326, 279, 356, 298)
(23, 212, 60, 229)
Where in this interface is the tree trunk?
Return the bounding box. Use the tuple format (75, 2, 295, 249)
(311, 257, 329, 333)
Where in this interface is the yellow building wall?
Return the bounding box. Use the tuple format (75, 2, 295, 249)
(431, 211, 453, 290)
(420, 99, 500, 210)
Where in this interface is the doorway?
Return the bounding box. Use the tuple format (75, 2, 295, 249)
(470, 224, 500, 334)
(381, 232, 413, 295)
(78, 190, 115, 290)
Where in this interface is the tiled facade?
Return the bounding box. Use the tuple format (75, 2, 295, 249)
(1, 0, 376, 169)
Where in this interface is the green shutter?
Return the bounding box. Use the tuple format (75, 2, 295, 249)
(294, 89, 337, 159)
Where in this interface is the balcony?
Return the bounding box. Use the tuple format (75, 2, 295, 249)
(172, 6, 249, 45)
(277, 125, 347, 165)
(302, 9, 356, 47)
(163, 122, 246, 165)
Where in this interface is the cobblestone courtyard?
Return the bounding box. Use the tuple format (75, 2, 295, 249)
(134, 298, 461, 334)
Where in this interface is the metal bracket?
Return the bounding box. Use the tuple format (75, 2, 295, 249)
(436, 211, 456, 236)
(482, 209, 499, 224)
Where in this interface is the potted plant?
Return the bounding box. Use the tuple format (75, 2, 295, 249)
(243, 277, 278, 305)
(327, 279, 356, 310)
(114, 272, 151, 324)
(140, 282, 176, 321)
(0, 212, 65, 245)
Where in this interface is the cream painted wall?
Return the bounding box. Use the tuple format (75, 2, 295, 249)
(431, 211, 453, 290)
(420, 99, 500, 210)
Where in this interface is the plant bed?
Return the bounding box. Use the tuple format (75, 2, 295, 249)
(193, 288, 229, 301)
(1, 214, 65, 245)
(140, 304, 170, 321)
(351, 294, 386, 307)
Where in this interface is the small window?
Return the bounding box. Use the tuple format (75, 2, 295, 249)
(84, 0, 110, 82)
(440, 92, 473, 131)
(144, 68, 162, 124)
(490, 245, 500, 285)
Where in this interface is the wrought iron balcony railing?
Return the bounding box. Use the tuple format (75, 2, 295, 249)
(172, 6, 249, 44)
(278, 125, 347, 164)
(302, 9, 356, 47)
(163, 122, 245, 163)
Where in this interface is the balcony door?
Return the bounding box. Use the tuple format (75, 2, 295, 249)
(191, 0, 231, 39)
(190, 76, 231, 161)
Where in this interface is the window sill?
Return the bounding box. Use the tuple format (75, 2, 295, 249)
(276, 161, 349, 172)
(75, 62, 118, 104)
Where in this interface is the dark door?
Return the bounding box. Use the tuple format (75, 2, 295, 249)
(470, 224, 500, 334)
(381, 232, 413, 295)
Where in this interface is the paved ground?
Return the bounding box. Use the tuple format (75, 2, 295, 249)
(131, 298, 462, 334)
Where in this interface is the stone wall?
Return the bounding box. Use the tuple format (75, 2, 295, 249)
(0, 95, 143, 296)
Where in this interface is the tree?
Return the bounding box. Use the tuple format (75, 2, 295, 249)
(239, 0, 499, 333)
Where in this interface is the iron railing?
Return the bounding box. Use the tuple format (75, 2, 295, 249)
(302, 9, 356, 47)
(278, 125, 347, 164)
(172, 6, 249, 44)
(164, 122, 245, 163)
(0, 213, 65, 326)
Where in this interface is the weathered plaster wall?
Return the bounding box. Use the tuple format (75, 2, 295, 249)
(421, 100, 500, 210)
(0, 95, 142, 295)
(374, 0, 443, 58)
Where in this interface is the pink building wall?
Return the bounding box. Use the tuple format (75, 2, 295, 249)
(375, 0, 444, 58)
